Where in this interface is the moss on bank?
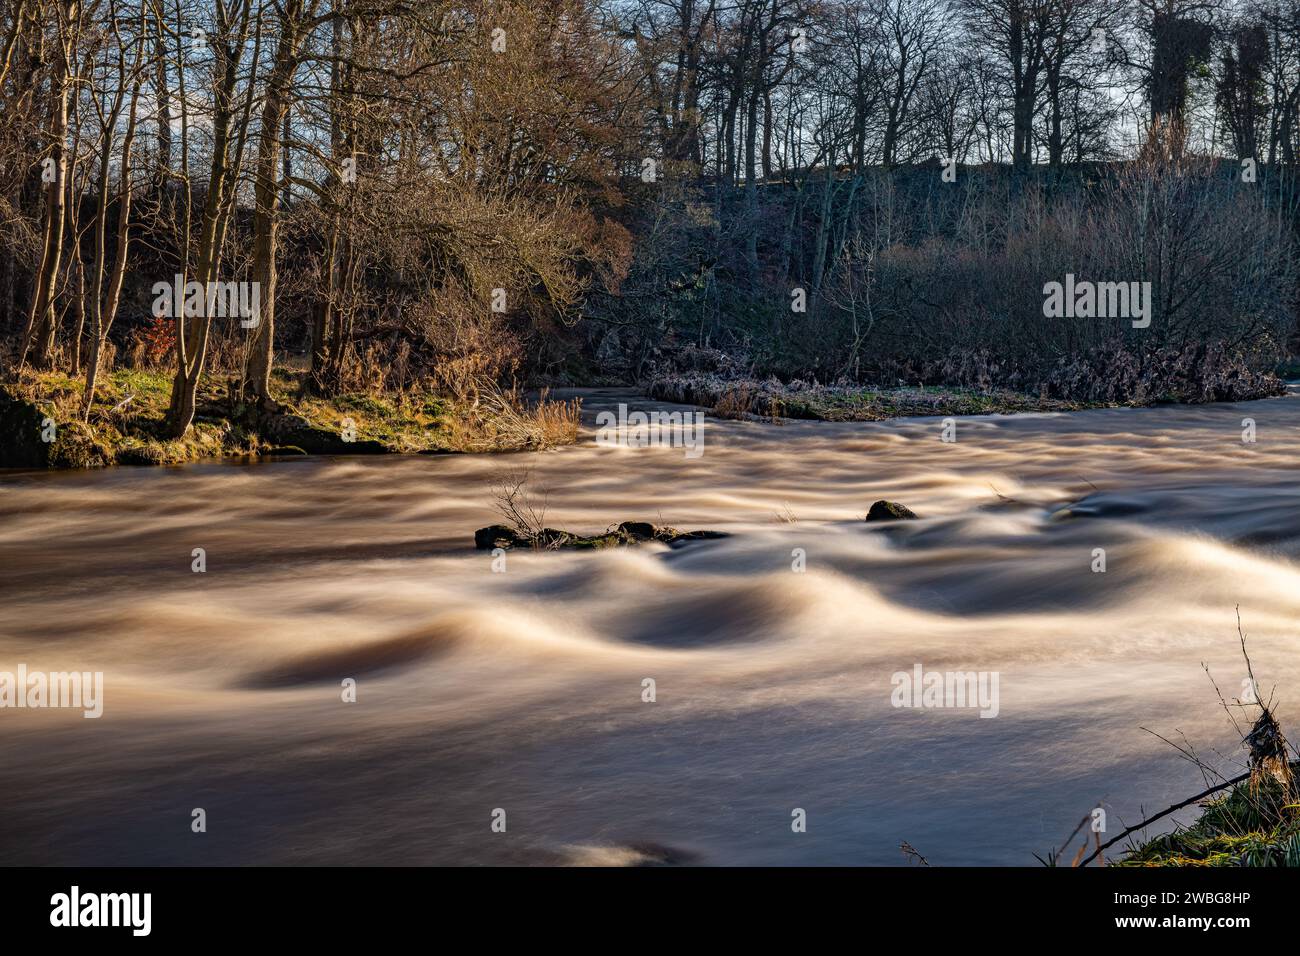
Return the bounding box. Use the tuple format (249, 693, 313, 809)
(1117, 769, 1300, 867)
(1, 368, 580, 469)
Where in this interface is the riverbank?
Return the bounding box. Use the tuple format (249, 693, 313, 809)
(1107, 689, 1300, 867)
(1117, 766, 1300, 866)
(1050, 694, 1300, 867)
(649, 372, 1101, 421)
(8, 363, 1296, 470)
(0, 368, 581, 469)
(646, 348, 1291, 422)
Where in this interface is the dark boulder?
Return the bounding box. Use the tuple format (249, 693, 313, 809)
(865, 499, 919, 522)
(475, 525, 520, 550)
(617, 521, 657, 541)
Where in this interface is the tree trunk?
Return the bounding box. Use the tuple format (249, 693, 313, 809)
(20, 0, 76, 369)
(243, 1, 312, 411)
(165, 6, 259, 436)
(81, 46, 142, 420)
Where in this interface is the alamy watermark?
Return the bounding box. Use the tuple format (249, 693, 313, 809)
(595, 403, 705, 459)
(0, 665, 103, 718)
(50, 886, 150, 936)
(890, 663, 999, 718)
(152, 274, 261, 329)
(1043, 274, 1151, 329)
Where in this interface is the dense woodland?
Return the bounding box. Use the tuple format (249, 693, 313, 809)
(2, 0, 1300, 441)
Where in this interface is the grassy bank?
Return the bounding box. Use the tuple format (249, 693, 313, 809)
(1118, 770, 1300, 867)
(0, 367, 580, 469)
(1058, 640, 1300, 869)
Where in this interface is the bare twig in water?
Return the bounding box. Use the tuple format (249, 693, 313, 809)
(1202, 660, 1248, 744)
(1037, 802, 1107, 867)
(1237, 606, 1256, 691)
(899, 841, 930, 866)
(1138, 727, 1227, 791)
(1077, 771, 1252, 867)
(489, 468, 550, 541)
(988, 483, 1017, 503)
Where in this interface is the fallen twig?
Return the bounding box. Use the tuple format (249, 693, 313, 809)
(1078, 770, 1251, 867)
(899, 841, 930, 866)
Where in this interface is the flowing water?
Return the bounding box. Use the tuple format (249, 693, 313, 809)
(2, 388, 1299, 865)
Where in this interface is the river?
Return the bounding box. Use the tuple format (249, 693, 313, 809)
(1, 388, 1298, 865)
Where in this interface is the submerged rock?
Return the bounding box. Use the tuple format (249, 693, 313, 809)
(1050, 494, 1148, 521)
(474, 521, 727, 550)
(865, 499, 919, 522)
(475, 525, 520, 550)
(617, 520, 657, 541)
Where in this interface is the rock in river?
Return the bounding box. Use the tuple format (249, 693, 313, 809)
(865, 499, 919, 522)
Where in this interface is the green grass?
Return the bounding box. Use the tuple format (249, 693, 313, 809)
(1117, 770, 1300, 867)
(6, 365, 581, 468)
(293, 386, 450, 453)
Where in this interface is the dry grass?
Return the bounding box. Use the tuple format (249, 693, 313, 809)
(710, 383, 758, 420)
(8, 366, 583, 468)
(439, 383, 580, 452)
